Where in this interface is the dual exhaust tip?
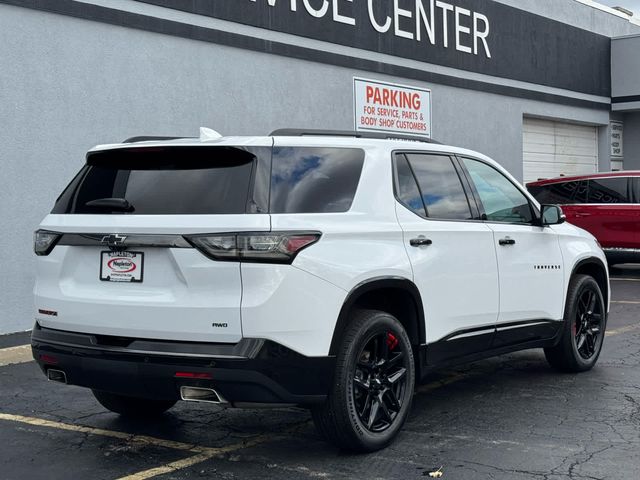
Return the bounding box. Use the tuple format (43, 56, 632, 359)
(46, 370, 224, 405)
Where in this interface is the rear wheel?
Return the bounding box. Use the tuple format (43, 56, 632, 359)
(92, 390, 176, 417)
(544, 274, 606, 372)
(312, 310, 415, 452)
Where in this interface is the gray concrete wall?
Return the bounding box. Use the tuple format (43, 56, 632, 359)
(496, 0, 640, 37)
(622, 113, 640, 170)
(612, 35, 640, 98)
(0, 2, 621, 334)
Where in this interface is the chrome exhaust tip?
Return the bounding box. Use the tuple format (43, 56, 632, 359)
(180, 386, 226, 404)
(47, 369, 67, 384)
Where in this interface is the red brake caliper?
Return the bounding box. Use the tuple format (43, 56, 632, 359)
(386, 332, 399, 350)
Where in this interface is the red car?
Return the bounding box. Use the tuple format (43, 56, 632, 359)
(527, 171, 640, 265)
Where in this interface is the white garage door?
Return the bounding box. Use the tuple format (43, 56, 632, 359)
(523, 118, 598, 184)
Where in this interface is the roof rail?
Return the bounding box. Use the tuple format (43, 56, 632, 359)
(122, 136, 189, 143)
(270, 129, 440, 144)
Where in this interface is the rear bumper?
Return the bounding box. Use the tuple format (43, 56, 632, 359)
(31, 324, 334, 406)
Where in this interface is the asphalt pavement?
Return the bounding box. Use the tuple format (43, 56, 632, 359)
(0, 267, 639, 480)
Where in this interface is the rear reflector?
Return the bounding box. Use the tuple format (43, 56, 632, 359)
(39, 354, 58, 365)
(174, 372, 212, 380)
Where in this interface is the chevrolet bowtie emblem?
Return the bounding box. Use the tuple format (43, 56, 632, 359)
(101, 234, 128, 250)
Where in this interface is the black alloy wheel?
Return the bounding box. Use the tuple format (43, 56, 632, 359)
(353, 331, 408, 433)
(311, 309, 415, 452)
(573, 287, 604, 360)
(545, 274, 606, 373)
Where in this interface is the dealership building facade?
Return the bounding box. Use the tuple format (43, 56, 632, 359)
(1, 0, 640, 334)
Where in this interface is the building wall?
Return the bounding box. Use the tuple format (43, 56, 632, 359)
(612, 36, 640, 97)
(622, 113, 640, 170)
(612, 35, 640, 113)
(611, 35, 640, 168)
(0, 1, 634, 334)
(496, 0, 640, 37)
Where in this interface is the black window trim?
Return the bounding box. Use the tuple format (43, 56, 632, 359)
(451, 155, 482, 220)
(392, 153, 428, 218)
(391, 149, 479, 224)
(455, 155, 542, 227)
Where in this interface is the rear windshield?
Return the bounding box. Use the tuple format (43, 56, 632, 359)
(270, 147, 365, 213)
(52, 147, 263, 215)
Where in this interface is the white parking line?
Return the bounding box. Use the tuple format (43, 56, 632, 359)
(0, 345, 33, 366)
(0, 412, 282, 480)
(611, 300, 640, 305)
(611, 278, 640, 282)
(118, 434, 278, 480)
(0, 413, 202, 451)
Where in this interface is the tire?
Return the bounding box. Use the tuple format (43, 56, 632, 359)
(544, 274, 606, 373)
(312, 309, 415, 452)
(92, 390, 177, 417)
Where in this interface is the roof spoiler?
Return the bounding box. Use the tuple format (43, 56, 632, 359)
(122, 127, 222, 144)
(122, 136, 188, 143)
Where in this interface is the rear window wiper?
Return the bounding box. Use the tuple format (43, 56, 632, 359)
(85, 198, 135, 212)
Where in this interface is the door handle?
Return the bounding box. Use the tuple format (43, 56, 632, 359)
(574, 213, 591, 218)
(498, 237, 516, 246)
(410, 237, 433, 247)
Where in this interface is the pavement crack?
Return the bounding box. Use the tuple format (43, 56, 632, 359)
(561, 444, 614, 480)
(623, 394, 640, 425)
(461, 459, 550, 478)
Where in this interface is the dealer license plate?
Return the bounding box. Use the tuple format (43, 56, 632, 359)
(100, 251, 144, 283)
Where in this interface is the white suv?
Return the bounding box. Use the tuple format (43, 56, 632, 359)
(32, 129, 609, 452)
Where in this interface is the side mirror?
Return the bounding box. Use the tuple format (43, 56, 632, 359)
(541, 204, 566, 226)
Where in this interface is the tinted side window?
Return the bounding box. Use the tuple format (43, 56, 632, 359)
(633, 178, 640, 203)
(462, 158, 533, 224)
(587, 178, 630, 203)
(270, 147, 365, 213)
(574, 180, 589, 203)
(394, 155, 426, 217)
(527, 181, 584, 204)
(406, 154, 472, 220)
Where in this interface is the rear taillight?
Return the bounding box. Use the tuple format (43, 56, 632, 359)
(185, 232, 321, 264)
(34, 230, 61, 256)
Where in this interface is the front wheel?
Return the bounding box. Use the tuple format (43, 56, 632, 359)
(544, 274, 606, 372)
(312, 310, 415, 452)
(92, 390, 177, 417)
